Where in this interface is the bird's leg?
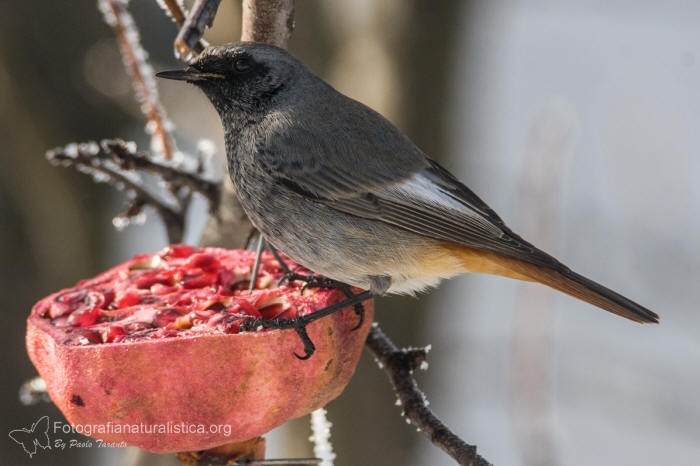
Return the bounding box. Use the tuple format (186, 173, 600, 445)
(267, 243, 293, 275)
(266, 243, 366, 329)
(247, 233, 265, 293)
(239, 290, 373, 359)
(267, 244, 348, 292)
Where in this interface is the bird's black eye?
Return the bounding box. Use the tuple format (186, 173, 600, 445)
(234, 57, 252, 72)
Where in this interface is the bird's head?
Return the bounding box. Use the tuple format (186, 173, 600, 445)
(156, 43, 301, 115)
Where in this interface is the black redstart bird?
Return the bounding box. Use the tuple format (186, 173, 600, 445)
(157, 43, 659, 325)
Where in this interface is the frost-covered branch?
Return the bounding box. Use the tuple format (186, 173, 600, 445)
(99, 0, 178, 160)
(44, 0, 222, 244)
(101, 139, 220, 213)
(309, 408, 335, 466)
(19, 377, 50, 406)
(366, 324, 491, 466)
(157, 0, 212, 59)
(46, 142, 185, 242)
(174, 0, 222, 61)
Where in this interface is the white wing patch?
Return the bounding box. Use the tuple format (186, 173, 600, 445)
(383, 172, 503, 236)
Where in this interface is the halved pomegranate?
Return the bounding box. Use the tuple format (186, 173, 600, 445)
(26, 245, 372, 453)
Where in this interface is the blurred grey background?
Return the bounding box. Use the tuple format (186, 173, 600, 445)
(2, 1, 699, 465)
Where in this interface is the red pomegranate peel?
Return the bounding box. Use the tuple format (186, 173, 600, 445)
(27, 245, 373, 453)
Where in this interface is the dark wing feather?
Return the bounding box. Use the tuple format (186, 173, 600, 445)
(257, 94, 428, 201)
(327, 159, 563, 269)
(257, 91, 560, 269)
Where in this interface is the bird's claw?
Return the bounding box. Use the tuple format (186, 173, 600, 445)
(292, 325, 315, 360)
(278, 272, 344, 295)
(238, 286, 372, 359)
(239, 314, 317, 359)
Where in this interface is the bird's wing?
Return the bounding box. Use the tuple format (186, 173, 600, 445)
(257, 97, 428, 200)
(257, 100, 659, 324)
(327, 159, 563, 269)
(259, 107, 560, 268)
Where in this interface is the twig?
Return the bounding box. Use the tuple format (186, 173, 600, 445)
(309, 408, 335, 466)
(19, 377, 50, 406)
(46, 142, 185, 242)
(174, 0, 222, 61)
(365, 324, 491, 466)
(99, 0, 178, 160)
(102, 139, 220, 212)
(156, 0, 210, 58)
(158, 0, 187, 25)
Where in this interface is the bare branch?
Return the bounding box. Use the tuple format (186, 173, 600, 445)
(156, 0, 187, 26)
(19, 377, 50, 406)
(102, 139, 220, 213)
(174, 0, 222, 60)
(241, 0, 295, 48)
(366, 324, 491, 466)
(99, 0, 178, 160)
(46, 143, 185, 242)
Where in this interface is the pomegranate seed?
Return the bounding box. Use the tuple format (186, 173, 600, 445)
(256, 275, 274, 289)
(182, 272, 218, 289)
(230, 280, 250, 291)
(116, 290, 142, 308)
(185, 253, 221, 272)
(67, 307, 102, 327)
(217, 269, 234, 288)
(133, 271, 176, 289)
(77, 330, 102, 345)
(100, 290, 115, 307)
(56, 289, 87, 304)
(192, 310, 216, 323)
(150, 283, 177, 295)
(49, 301, 72, 319)
(207, 313, 225, 327)
(174, 314, 193, 329)
(102, 324, 126, 343)
(220, 314, 246, 334)
(86, 291, 108, 309)
(151, 328, 179, 339)
(163, 244, 196, 258)
(233, 299, 262, 318)
(204, 301, 226, 311)
(259, 303, 284, 320)
(216, 285, 235, 297)
(152, 309, 182, 327)
(125, 322, 151, 335)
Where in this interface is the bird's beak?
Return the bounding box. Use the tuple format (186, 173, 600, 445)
(155, 68, 225, 82)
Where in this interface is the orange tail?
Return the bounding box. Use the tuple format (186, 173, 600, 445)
(446, 244, 659, 323)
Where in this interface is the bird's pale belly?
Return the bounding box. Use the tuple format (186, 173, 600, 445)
(234, 176, 463, 294)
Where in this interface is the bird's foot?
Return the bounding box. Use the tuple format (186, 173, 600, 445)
(239, 290, 372, 359)
(279, 273, 366, 331)
(279, 272, 343, 293)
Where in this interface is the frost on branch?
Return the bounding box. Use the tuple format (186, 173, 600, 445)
(46, 140, 219, 244)
(98, 0, 177, 161)
(19, 377, 49, 406)
(309, 408, 336, 466)
(154, 0, 211, 59)
(366, 324, 491, 466)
